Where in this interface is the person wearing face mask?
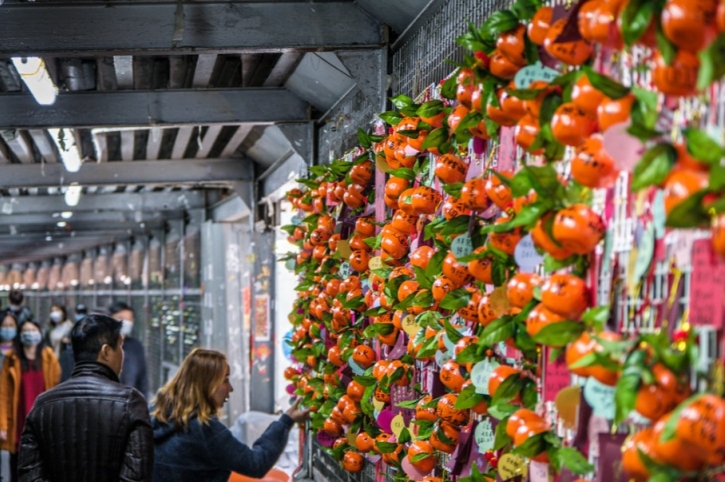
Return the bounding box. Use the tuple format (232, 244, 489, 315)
(44, 305, 73, 359)
(0, 312, 18, 369)
(5, 292, 32, 327)
(108, 301, 148, 398)
(0, 320, 60, 482)
(150, 348, 310, 482)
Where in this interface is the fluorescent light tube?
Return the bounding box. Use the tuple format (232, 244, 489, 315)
(11, 57, 58, 106)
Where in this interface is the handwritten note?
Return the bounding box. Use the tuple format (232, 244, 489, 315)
(402, 314, 421, 336)
(528, 461, 550, 482)
(498, 454, 528, 480)
(338, 262, 352, 278)
(470, 360, 500, 394)
(369, 256, 383, 270)
(544, 349, 571, 403)
(452, 234, 474, 266)
(584, 377, 616, 420)
(514, 234, 544, 273)
(514, 61, 560, 89)
(475, 418, 495, 453)
(689, 239, 725, 328)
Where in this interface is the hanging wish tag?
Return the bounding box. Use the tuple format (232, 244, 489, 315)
(401, 314, 421, 337)
(348, 358, 366, 376)
(391, 414, 406, 438)
(451, 234, 474, 266)
(514, 61, 560, 89)
(470, 359, 500, 394)
(498, 454, 528, 480)
(514, 234, 544, 273)
(339, 262, 352, 279)
(583, 377, 616, 419)
(369, 256, 383, 270)
(474, 418, 495, 453)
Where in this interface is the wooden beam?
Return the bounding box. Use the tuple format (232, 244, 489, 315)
(0, 89, 310, 128)
(0, 2, 385, 56)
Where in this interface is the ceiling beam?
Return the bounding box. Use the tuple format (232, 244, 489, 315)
(0, 158, 253, 189)
(0, 211, 184, 226)
(0, 89, 310, 129)
(0, 191, 206, 215)
(0, 2, 385, 56)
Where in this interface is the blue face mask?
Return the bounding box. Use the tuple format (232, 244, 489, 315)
(0, 327, 16, 341)
(20, 331, 42, 347)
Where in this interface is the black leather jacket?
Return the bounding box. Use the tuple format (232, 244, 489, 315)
(18, 362, 153, 482)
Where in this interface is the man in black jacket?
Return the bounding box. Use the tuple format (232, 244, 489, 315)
(17, 314, 153, 482)
(109, 301, 148, 398)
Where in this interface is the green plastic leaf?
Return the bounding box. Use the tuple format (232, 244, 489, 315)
(479, 316, 516, 346)
(614, 367, 641, 423)
(697, 33, 725, 91)
(581, 67, 630, 100)
(494, 418, 513, 450)
(531, 321, 584, 348)
(378, 111, 403, 126)
(441, 72, 459, 100)
(631, 143, 677, 191)
(357, 128, 372, 149)
(390, 94, 414, 109)
(512, 431, 547, 458)
(440, 215, 471, 236)
(455, 344, 485, 364)
(455, 383, 486, 409)
(490, 373, 524, 406)
(486, 10, 520, 35)
(443, 317, 465, 343)
(417, 100, 445, 118)
(554, 447, 594, 475)
(665, 190, 709, 229)
(388, 167, 417, 181)
(683, 128, 725, 165)
(620, 0, 656, 47)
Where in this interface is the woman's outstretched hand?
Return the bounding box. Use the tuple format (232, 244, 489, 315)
(285, 397, 311, 424)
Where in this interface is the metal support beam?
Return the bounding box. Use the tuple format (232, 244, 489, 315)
(277, 123, 314, 166)
(0, 3, 385, 56)
(0, 191, 206, 215)
(0, 158, 254, 188)
(0, 90, 310, 129)
(0, 211, 184, 226)
(337, 49, 388, 109)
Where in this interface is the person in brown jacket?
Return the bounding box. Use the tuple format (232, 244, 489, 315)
(0, 320, 60, 482)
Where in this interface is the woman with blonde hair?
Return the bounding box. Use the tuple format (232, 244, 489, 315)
(151, 348, 309, 482)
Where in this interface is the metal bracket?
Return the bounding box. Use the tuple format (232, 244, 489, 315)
(336, 48, 388, 111)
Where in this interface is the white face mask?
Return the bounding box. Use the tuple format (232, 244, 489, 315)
(120, 319, 134, 337)
(8, 304, 19, 311)
(50, 311, 63, 323)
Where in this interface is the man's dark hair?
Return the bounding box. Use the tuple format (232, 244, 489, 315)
(108, 301, 132, 317)
(75, 304, 88, 315)
(9, 290, 24, 305)
(71, 314, 122, 363)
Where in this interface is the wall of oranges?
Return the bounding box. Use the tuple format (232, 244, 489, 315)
(282, 0, 725, 481)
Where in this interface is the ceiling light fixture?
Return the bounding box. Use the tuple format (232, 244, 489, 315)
(64, 184, 82, 207)
(56, 221, 67, 227)
(11, 57, 58, 106)
(48, 128, 82, 173)
(60, 211, 73, 219)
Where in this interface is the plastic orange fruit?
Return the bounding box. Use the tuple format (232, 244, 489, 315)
(551, 102, 598, 147)
(456, 68, 476, 107)
(650, 413, 706, 472)
(391, 210, 419, 236)
(622, 428, 653, 482)
(635, 364, 688, 421)
(416, 395, 438, 422)
(430, 421, 460, 454)
(676, 394, 725, 465)
(571, 74, 606, 118)
(488, 218, 523, 255)
(589, 331, 621, 386)
(552, 204, 606, 255)
(343, 183, 366, 209)
(347, 380, 366, 402)
(324, 418, 343, 437)
(597, 94, 635, 132)
(513, 420, 550, 463)
(661, 0, 717, 51)
(349, 249, 371, 273)
(447, 104, 470, 133)
(467, 247, 494, 284)
(457, 288, 482, 322)
(515, 113, 543, 154)
(528, 6, 554, 45)
(489, 49, 523, 79)
(442, 253, 474, 288)
(381, 231, 410, 261)
(487, 90, 517, 127)
(410, 246, 435, 270)
(577, 0, 599, 41)
(506, 409, 544, 439)
(442, 196, 471, 220)
(354, 432, 375, 453)
(385, 176, 410, 200)
(432, 276, 456, 302)
(653, 50, 700, 98)
(565, 332, 595, 377)
(350, 160, 373, 186)
(541, 273, 589, 319)
(439, 360, 466, 393)
(530, 214, 573, 260)
(460, 178, 489, 211)
(477, 295, 497, 326)
(526, 303, 566, 339)
(407, 440, 436, 474)
(352, 345, 376, 368)
(571, 134, 619, 188)
(662, 166, 709, 215)
(583, 1, 624, 48)
(411, 186, 443, 215)
(435, 153, 469, 184)
(436, 394, 470, 426)
(544, 18, 592, 65)
(484, 171, 513, 209)
(507, 273, 543, 308)
(488, 365, 520, 401)
(342, 451, 365, 472)
(497, 24, 527, 66)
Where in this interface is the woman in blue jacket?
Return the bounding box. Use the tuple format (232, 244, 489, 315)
(150, 348, 309, 482)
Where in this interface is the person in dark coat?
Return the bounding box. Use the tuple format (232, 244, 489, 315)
(17, 314, 153, 482)
(109, 301, 148, 397)
(151, 348, 309, 482)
